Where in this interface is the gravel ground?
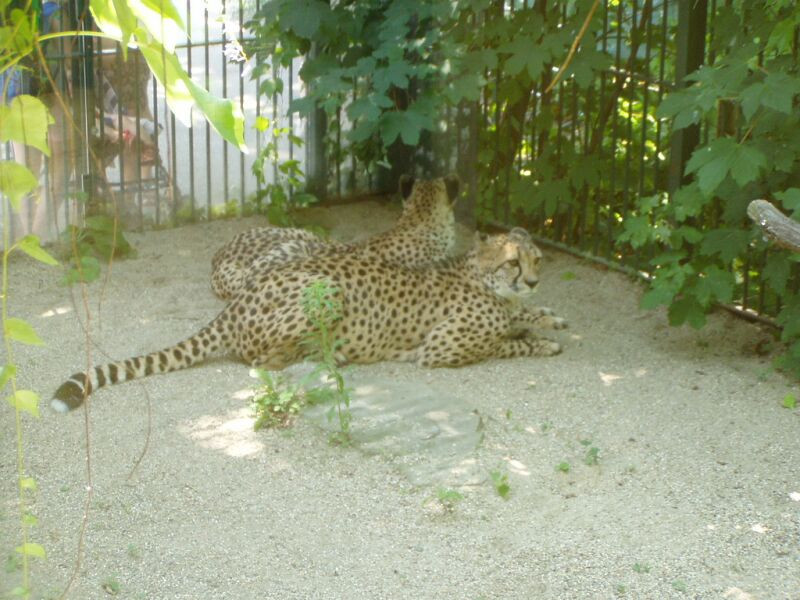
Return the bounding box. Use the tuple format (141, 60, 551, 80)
(2, 200, 799, 600)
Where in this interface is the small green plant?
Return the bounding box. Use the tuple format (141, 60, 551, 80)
(101, 576, 121, 595)
(426, 488, 465, 513)
(557, 461, 571, 473)
(251, 370, 305, 430)
(560, 271, 577, 281)
(61, 216, 134, 285)
(614, 583, 627, 596)
(671, 580, 688, 593)
(584, 446, 600, 466)
(300, 279, 352, 443)
(5, 553, 22, 573)
(782, 393, 797, 409)
(252, 116, 317, 227)
(489, 470, 511, 500)
(632, 562, 651, 574)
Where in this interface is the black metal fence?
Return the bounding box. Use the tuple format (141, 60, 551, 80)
(4, 0, 787, 323)
(1, 0, 303, 242)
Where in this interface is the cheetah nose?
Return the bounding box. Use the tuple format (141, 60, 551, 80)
(525, 278, 539, 289)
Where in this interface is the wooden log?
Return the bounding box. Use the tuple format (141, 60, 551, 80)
(747, 199, 800, 253)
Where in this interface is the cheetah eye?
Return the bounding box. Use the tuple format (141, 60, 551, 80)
(506, 259, 520, 268)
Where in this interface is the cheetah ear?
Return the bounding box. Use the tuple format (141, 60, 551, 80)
(398, 175, 415, 200)
(443, 174, 460, 203)
(509, 227, 531, 241)
(472, 230, 488, 248)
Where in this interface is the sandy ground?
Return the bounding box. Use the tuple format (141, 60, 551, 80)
(2, 200, 799, 600)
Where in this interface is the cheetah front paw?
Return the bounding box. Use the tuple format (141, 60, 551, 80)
(537, 315, 568, 330)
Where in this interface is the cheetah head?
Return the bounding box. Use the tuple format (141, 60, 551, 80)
(475, 228, 543, 302)
(395, 175, 459, 244)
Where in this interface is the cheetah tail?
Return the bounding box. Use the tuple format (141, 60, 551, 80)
(51, 320, 225, 413)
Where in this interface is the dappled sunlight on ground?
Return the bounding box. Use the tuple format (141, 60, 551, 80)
(599, 371, 623, 386)
(503, 456, 531, 476)
(178, 406, 264, 458)
(40, 305, 72, 318)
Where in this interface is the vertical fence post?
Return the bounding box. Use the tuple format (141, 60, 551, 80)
(73, 0, 98, 217)
(305, 44, 328, 201)
(667, 0, 707, 193)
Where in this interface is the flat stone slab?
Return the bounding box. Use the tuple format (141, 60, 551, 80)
(290, 365, 485, 487)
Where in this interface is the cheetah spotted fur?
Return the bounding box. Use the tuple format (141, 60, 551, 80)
(210, 175, 460, 300)
(52, 228, 566, 411)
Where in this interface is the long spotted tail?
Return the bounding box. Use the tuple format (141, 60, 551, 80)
(51, 319, 226, 413)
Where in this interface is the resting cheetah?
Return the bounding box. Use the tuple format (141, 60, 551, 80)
(52, 228, 566, 412)
(210, 175, 460, 300)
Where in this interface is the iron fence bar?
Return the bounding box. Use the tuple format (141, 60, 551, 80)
(186, 0, 196, 218)
(222, 0, 229, 207)
(593, 0, 610, 256)
(152, 78, 160, 225)
(239, 1, 246, 207)
(606, 0, 623, 260)
(204, 4, 212, 218)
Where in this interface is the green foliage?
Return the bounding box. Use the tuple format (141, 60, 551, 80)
(489, 469, 510, 500)
(634, 0, 800, 371)
(0, 89, 54, 598)
(556, 461, 571, 473)
(426, 488, 465, 513)
(1, 2, 247, 596)
(60, 216, 134, 285)
(251, 370, 306, 430)
(251, 116, 317, 226)
(300, 279, 352, 443)
(583, 445, 600, 466)
(249, 280, 352, 442)
(90, 0, 246, 151)
(783, 394, 797, 409)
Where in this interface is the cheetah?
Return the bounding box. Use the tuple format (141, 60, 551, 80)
(210, 175, 460, 300)
(51, 228, 566, 412)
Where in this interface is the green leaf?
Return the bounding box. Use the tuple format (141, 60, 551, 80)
(499, 37, 549, 80)
(640, 285, 676, 310)
(694, 266, 734, 307)
(0, 161, 38, 212)
(136, 0, 187, 50)
(0, 364, 17, 390)
(4, 318, 44, 346)
(16, 235, 58, 266)
(774, 188, 800, 218)
(0, 95, 54, 155)
(279, 0, 329, 38)
(20, 477, 36, 490)
(379, 110, 429, 146)
(619, 215, 654, 249)
(783, 394, 797, 409)
(668, 296, 707, 329)
(672, 183, 710, 222)
(763, 254, 791, 295)
(137, 42, 247, 152)
(15, 543, 46, 559)
(686, 138, 766, 196)
(7, 390, 40, 417)
(699, 228, 751, 263)
(656, 89, 701, 130)
(373, 61, 411, 94)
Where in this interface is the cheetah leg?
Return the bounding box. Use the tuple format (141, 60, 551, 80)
(495, 332, 562, 358)
(413, 315, 502, 368)
(508, 305, 567, 335)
